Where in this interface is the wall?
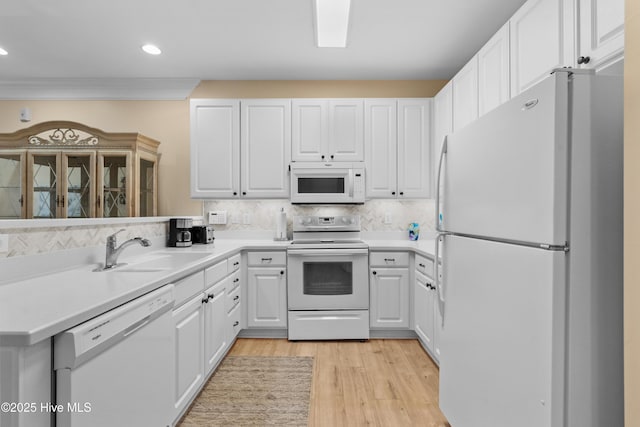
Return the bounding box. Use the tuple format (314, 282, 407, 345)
(203, 199, 435, 236)
(0, 80, 446, 218)
(625, 0, 640, 424)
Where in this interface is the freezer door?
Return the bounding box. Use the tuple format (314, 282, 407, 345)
(439, 235, 565, 427)
(442, 73, 569, 246)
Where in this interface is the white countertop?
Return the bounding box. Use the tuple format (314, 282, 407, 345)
(0, 238, 434, 347)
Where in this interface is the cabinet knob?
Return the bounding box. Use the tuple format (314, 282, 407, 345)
(577, 56, 591, 65)
(330, 154, 334, 160)
(321, 155, 325, 160)
(399, 192, 404, 196)
(233, 192, 237, 196)
(372, 271, 377, 275)
(280, 270, 284, 275)
(242, 191, 247, 196)
(233, 321, 239, 327)
(234, 295, 239, 301)
(419, 263, 425, 268)
(391, 191, 396, 195)
(233, 278, 239, 283)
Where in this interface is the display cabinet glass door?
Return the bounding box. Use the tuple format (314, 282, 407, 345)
(63, 152, 95, 218)
(98, 152, 131, 217)
(29, 153, 61, 218)
(0, 151, 26, 219)
(138, 154, 157, 217)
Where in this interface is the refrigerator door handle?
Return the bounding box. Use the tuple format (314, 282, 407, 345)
(435, 135, 448, 232)
(434, 231, 448, 327)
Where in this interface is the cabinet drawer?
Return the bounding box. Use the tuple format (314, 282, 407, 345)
(228, 253, 242, 272)
(370, 252, 409, 267)
(415, 254, 434, 278)
(173, 271, 205, 306)
(247, 251, 286, 266)
(228, 269, 241, 293)
(227, 303, 242, 339)
(227, 284, 241, 314)
(205, 259, 228, 286)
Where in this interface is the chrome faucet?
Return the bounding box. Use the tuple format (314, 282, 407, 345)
(103, 229, 152, 269)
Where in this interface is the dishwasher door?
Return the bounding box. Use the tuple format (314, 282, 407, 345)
(54, 285, 175, 427)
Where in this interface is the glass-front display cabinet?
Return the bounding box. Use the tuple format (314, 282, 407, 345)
(0, 121, 160, 219)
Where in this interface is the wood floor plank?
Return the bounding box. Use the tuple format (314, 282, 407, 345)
(225, 338, 449, 426)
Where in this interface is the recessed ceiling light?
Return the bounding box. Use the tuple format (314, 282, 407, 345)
(141, 44, 162, 55)
(314, 0, 351, 48)
(0, 47, 8, 56)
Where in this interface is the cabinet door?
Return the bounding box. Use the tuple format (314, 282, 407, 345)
(577, 0, 624, 70)
(414, 271, 435, 353)
(478, 22, 511, 117)
(172, 294, 204, 416)
(433, 81, 453, 163)
(137, 151, 158, 216)
(364, 99, 397, 198)
(240, 99, 291, 198)
(452, 56, 479, 132)
(509, 0, 574, 96)
(247, 267, 287, 328)
(0, 151, 26, 219)
(397, 99, 431, 198)
(190, 99, 240, 198)
(62, 151, 96, 219)
(97, 151, 132, 218)
(292, 99, 328, 162)
(370, 268, 409, 328)
(27, 151, 62, 219)
(203, 279, 228, 374)
(328, 99, 364, 162)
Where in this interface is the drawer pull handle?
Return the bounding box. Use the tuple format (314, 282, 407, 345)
(419, 263, 425, 268)
(208, 293, 214, 300)
(202, 298, 209, 304)
(233, 262, 240, 266)
(234, 278, 239, 283)
(261, 257, 273, 262)
(233, 295, 239, 301)
(233, 321, 239, 327)
(384, 258, 396, 262)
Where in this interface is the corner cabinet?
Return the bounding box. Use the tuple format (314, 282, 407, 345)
(0, 121, 159, 219)
(190, 99, 290, 199)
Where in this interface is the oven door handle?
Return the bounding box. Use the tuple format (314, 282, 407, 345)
(287, 249, 369, 256)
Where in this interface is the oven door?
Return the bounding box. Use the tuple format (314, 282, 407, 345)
(287, 248, 369, 310)
(290, 167, 354, 204)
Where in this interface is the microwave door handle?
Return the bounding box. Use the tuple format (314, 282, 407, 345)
(348, 168, 354, 197)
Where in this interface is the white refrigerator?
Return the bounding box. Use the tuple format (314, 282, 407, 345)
(435, 69, 623, 427)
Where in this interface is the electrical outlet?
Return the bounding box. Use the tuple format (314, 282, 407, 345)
(0, 234, 8, 253)
(231, 214, 241, 224)
(384, 213, 393, 224)
(242, 213, 251, 225)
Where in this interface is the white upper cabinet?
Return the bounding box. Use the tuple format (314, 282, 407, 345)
(364, 99, 397, 198)
(452, 56, 479, 132)
(433, 81, 453, 161)
(478, 22, 511, 117)
(292, 99, 364, 162)
(190, 99, 240, 198)
(397, 99, 432, 199)
(240, 99, 291, 198)
(577, 0, 624, 70)
(509, 0, 574, 96)
(328, 100, 364, 162)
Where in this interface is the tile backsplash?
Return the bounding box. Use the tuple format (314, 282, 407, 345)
(203, 199, 435, 235)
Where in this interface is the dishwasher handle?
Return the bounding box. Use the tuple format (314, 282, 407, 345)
(54, 284, 174, 370)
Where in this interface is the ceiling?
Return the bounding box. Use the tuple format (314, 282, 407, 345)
(0, 0, 528, 99)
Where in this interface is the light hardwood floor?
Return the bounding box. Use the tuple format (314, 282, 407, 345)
(226, 338, 450, 426)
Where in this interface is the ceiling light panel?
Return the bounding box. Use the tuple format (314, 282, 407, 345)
(142, 44, 162, 55)
(314, 0, 351, 48)
(0, 47, 8, 56)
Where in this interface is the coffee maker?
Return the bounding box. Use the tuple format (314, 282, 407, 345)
(168, 218, 193, 247)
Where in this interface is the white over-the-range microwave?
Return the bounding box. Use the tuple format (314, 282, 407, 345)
(290, 162, 365, 204)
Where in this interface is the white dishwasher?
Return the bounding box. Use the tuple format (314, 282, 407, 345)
(54, 284, 175, 427)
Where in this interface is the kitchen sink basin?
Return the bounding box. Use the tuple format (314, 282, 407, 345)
(96, 251, 211, 272)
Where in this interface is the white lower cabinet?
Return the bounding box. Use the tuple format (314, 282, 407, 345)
(172, 293, 205, 416)
(247, 267, 287, 328)
(369, 252, 410, 329)
(203, 279, 229, 375)
(413, 253, 440, 363)
(171, 256, 243, 422)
